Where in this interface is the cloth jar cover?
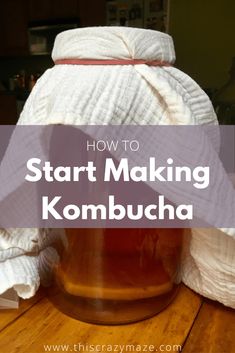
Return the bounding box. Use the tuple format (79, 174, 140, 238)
(0, 27, 234, 307)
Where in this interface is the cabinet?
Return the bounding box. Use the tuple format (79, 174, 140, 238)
(29, 0, 105, 25)
(28, 0, 52, 22)
(0, 0, 106, 57)
(78, 0, 106, 27)
(29, 0, 78, 22)
(0, 0, 28, 56)
(53, 0, 78, 20)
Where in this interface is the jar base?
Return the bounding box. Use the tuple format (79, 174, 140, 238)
(47, 283, 180, 325)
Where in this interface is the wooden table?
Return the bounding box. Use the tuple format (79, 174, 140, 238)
(0, 285, 235, 353)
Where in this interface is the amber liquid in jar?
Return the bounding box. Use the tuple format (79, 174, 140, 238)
(49, 228, 182, 324)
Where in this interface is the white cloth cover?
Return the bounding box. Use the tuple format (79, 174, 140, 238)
(0, 228, 61, 298)
(1, 27, 235, 306)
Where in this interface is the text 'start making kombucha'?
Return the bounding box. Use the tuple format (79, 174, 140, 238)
(49, 228, 183, 324)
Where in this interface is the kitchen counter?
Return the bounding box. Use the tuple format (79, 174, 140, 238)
(0, 284, 235, 353)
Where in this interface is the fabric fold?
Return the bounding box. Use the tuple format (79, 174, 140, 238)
(0, 229, 64, 297)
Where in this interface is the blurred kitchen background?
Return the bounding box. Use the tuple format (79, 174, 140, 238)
(0, 0, 235, 124)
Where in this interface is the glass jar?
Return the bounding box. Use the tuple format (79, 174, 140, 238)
(48, 227, 182, 324)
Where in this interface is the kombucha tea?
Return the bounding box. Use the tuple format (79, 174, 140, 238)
(48, 228, 182, 324)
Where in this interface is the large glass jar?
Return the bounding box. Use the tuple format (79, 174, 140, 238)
(48, 227, 182, 324)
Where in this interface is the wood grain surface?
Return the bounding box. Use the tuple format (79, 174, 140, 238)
(0, 287, 45, 332)
(182, 299, 235, 353)
(0, 285, 234, 353)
